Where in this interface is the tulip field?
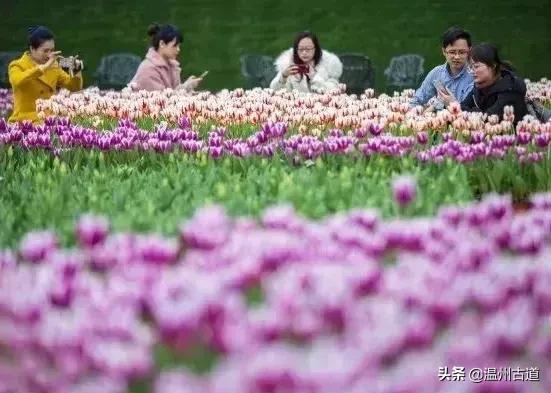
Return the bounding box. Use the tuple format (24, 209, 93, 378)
(1, 81, 551, 393)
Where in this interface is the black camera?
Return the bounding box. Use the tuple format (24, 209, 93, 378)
(58, 56, 81, 75)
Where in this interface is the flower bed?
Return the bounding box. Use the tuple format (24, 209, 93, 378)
(0, 88, 13, 119)
(1, 192, 550, 392)
(1, 115, 550, 164)
(3, 78, 551, 393)
(37, 78, 551, 132)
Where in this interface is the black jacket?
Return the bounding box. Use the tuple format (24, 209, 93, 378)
(460, 69, 528, 125)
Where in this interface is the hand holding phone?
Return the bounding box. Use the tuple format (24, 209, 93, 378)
(434, 80, 457, 105)
(296, 64, 309, 75)
(433, 80, 449, 94)
(283, 65, 299, 78)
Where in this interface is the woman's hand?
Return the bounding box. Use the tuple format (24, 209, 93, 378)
(72, 56, 84, 74)
(437, 87, 457, 106)
(282, 65, 299, 78)
(184, 75, 203, 89)
(424, 105, 435, 113)
(63, 56, 84, 76)
(39, 51, 62, 72)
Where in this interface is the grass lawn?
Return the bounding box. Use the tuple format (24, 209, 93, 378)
(0, 149, 474, 247)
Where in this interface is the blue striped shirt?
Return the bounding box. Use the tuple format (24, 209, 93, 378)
(410, 63, 474, 109)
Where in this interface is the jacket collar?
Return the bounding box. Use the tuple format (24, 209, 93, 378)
(476, 69, 526, 96)
(19, 51, 36, 68)
(145, 47, 180, 69)
(444, 62, 468, 79)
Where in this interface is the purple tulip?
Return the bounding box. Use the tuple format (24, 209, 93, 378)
(0, 117, 9, 133)
(416, 131, 428, 144)
(354, 127, 368, 138)
(3, 184, 551, 392)
(76, 214, 110, 248)
(84, 338, 153, 379)
(180, 205, 231, 250)
(534, 133, 550, 148)
(177, 116, 192, 130)
(0, 250, 16, 269)
(19, 230, 58, 263)
(392, 175, 417, 207)
(271, 122, 287, 138)
(369, 122, 383, 136)
(136, 235, 179, 265)
(208, 145, 224, 158)
(516, 132, 532, 145)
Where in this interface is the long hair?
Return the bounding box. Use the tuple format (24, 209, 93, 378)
(292, 31, 322, 66)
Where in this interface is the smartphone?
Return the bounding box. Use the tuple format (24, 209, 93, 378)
(296, 64, 309, 75)
(199, 70, 209, 79)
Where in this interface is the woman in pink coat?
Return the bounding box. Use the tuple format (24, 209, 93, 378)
(129, 23, 203, 92)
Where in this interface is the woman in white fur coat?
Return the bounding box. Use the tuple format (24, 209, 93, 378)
(270, 31, 343, 94)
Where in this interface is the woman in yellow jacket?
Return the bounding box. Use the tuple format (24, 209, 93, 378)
(8, 26, 83, 123)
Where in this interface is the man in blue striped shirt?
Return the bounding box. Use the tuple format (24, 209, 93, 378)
(411, 27, 474, 110)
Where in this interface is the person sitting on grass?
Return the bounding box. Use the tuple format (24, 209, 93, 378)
(410, 26, 474, 111)
(130, 23, 203, 92)
(8, 26, 83, 124)
(439, 43, 528, 125)
(270, 31, 342, 94)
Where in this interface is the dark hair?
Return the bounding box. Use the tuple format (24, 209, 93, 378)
(27, 26, 54, 49)
(292, 31, 322, 66)
(147, 23, 183, 50)
(442, 26, 471, 48)
(471, 43, 513, 75)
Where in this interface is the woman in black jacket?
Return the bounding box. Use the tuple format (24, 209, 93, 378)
(439, 43, 528, 125)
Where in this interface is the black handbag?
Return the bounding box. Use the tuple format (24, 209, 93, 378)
(526, 98, 551, 123)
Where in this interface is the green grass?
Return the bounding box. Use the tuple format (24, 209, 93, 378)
(1, 0, 550, 92)
(0, 148, 474, 247)
(3, 142, 551, 248)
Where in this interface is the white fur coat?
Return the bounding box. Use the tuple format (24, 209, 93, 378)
(269, 48, 343, 93)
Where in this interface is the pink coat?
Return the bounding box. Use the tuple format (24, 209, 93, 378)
(130, 47, 181, 91)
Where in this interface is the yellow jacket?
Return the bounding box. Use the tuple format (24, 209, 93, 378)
(8, 52, 83, 123)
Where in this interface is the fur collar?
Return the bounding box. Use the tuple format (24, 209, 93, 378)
(274, 48, 342, 79)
